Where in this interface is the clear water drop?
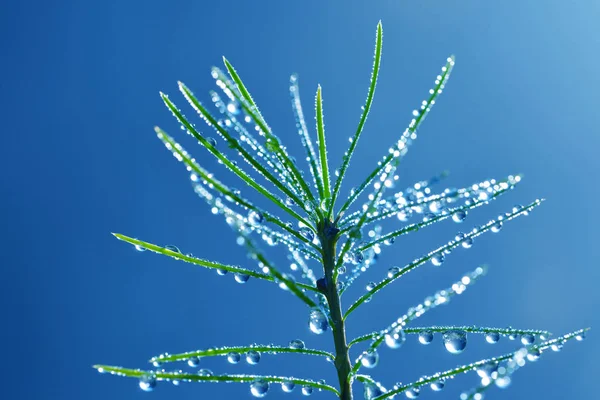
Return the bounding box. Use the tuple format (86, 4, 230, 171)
(134, 244, 146, 252)
(302, 385, 313, 396)
(248, 210, 264, 225)
(217, 268, 228, 276)
(289, 339, 305, 349)
(431, 253, 445, 266)
(250, 380, 270, 398)
(452, 210, 467, 223)
(138, 373, 156, 392)
(187, 356, 200, 367)
(551, 343, 563, 352)
(360, 350, 379, 368)
(476, 362, 498, 378)
(198, 368, 213, 377)
(227, 352, 241, 364)
(366, 282, 376, 291)
(299, 227, 315, 241)
(234, 273, 250, 284)
(207, 137, 217, 147)
(485, 332, 500, 344)
(246, 350, 261, 365)
(388, 266, 400, 278)
(430, 380, 445, 391)
(443, 330, 467, 354)
(281, 381, 296, 392)
(526, 348, 541, 361)
(491, 221, 503, 233)
(165, 245, 181, 253)
(309, 308, 328, 334)
(418, 330, 434, 345)
(405, 387, 420, 398)
(521, 334, 535, 345)
(364, 383, 383, 399)
(385, 329, 406, 349)
(576, 332, 586, 341)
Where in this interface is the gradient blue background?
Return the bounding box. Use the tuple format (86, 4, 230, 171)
(2, 1, 598, 399)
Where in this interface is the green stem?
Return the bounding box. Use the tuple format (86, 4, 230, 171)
(319, 219, 352, 400)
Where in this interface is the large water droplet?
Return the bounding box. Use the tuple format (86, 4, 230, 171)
(431, 253, 445, 266)
(485, 332, 500, 344)
(227, 352, 241, 364)
(430, 381, 444, 391)
(405, 387, 420, 398)
(576, 332, 586, 341)
(385, 329, 406, 349)
(366, 282, 376, 291)
(452, 210, 467, 223)
(388, 266, 400, 278)
(526, 348, 541, 362)
(246, 350, 261, 365)
(282, 381, 296, 392)
(134, 244, 146, 252)
(443, 330, 467, 354)
(289, 339, 305, 349)
(364, 383, 383, 399)
(360, 350, 379, 368)
(250, 380, 270, 398)
(248, 210, 264, 225)
(309, 308, 328, 334)
(234, 273, 250, 284)
(491, 221, 503, 233)
(198, 368, 213, 377)
(302, 385, 313, 396)
(299, 227, 315, 241)
(521, 334, 535, 345)
(418, 330, 434, 345)
(138, 373, 156, 392)
(207, 137, 217, 147)
(187, 356, 200, 367)
(216, 268, 228, 276)
(165, 245, 181, 253)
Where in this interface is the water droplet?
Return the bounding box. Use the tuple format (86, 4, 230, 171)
(198, 368, 213, 377)
(246, 350, 261, 364)
(227, 102, 240, 115)
(485, 332, 500, 344)
(366, 282, 376, 291)
(299, 227, 315, 241)
(405, 387, 420, 398)
(551, 343, 563, 352)
(309, 308, 328, 334)
(521, 334, 535, 345)
(385, 329, 406, 349)
(431, 253, 445, 266)
(364, 383, 384, 399)
(302, 386, 313, 396)
(228, 270, 247, 283)
(134, 244, 146, 252)
(165, 245, 181, 253)
(217, 268, 228, 276)
(353, 250, 365, 264)
(491, 221, 503, 233)
(250, 379, 270, 398)
(227, 352, 241, 364)
(526, 348, 541, 361)
(576, 332, 586, 341)
(443, 330, 467, 354)
(360, 350, 379, 368)
(138, 373, 156, 392)
(452, 210, 467, 223)
(248, 210, 264, 225)
(388, 266, 400, 278)
(289, 339, 305, 349)
(207, 137, 217, 147)
(384, 237, 395, 246)
(418, 330, 434, 345)
(281, 381, 296, 392)
(187, 356, 200, 367)
(431, 381, 445, 391)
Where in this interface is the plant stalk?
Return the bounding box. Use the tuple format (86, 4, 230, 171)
(319, 219, 352, 400)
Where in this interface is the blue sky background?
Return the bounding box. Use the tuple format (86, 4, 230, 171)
(2, 1, 599, 399)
